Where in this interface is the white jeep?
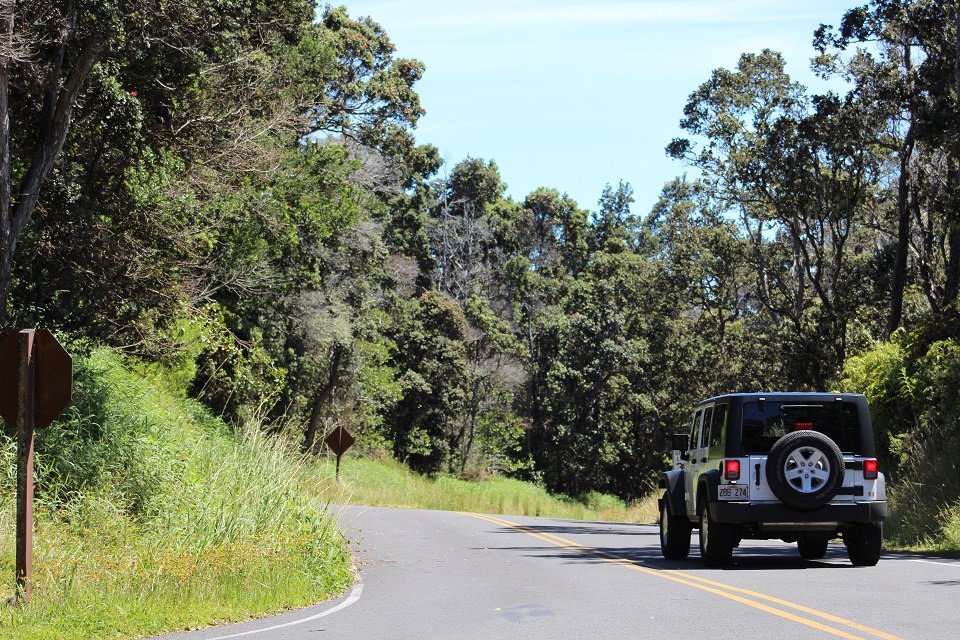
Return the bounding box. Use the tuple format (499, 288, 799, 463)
(658, 393, 886, 567)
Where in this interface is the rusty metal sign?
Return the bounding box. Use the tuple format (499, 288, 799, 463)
(0, 329, 73, 604)
(0, 329, 72, 429)
(0, 331, 18, 429)
(324, 425, 354, 479)
(324, 425, 355, 457)
(33, 331, 73, 429)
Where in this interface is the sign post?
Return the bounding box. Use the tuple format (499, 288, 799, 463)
(324, 425, 355, 480)
(0, 329, 73, 604)
(15, 331, 35, 605)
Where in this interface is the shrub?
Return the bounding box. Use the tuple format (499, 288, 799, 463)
(844, 329, 960, 548)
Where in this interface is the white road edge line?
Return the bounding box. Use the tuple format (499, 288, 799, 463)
(909, 559, 960, 568)
(199, 572, 364, 640)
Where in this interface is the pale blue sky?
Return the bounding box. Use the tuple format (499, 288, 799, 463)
(340, 1, 855, 213)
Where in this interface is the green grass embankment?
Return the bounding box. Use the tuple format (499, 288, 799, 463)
(304, 454, 661, 524)
(0, 349, 351, 640)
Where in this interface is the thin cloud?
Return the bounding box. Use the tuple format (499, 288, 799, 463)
(351, 1, 833, 32)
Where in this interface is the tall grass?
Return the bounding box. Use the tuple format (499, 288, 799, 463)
(843, 333, 960, 554)
(305, 455, 660, 524)
(883, 418, 960, 553)
(0, 349, 351, 639)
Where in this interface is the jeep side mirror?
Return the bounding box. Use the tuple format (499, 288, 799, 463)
(672, 433, 689, 460)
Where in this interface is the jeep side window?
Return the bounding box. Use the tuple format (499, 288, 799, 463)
(700, 406, 714, 448)
(710, 404, 728, 448)
(690, 409, 703, 450)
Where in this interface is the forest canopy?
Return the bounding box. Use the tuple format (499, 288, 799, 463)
(1, 0, 959, 529)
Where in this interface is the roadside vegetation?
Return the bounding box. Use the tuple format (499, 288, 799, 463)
(0, 350, 352, 640)
(310, 454, 660, 523)
(844, 328, 960, 552)
(0, 348, 652, 639)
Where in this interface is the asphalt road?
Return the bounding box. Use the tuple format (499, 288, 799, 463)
(158, 506, 960, 640)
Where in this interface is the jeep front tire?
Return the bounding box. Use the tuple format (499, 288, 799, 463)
(660, 493, 692, 560)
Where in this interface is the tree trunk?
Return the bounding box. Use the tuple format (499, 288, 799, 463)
(0, 0, 13, 328)
(945, 15, 960, 308)
(302, 345, 345, 453)
(0, 16, 101, 326)
(887, 125, 915, 336)
(944, 160, 960, 306)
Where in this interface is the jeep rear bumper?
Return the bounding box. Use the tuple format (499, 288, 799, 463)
(710, 500, 887, 525)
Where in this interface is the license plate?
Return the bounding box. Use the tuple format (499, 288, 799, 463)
(718, 485, 748, 500)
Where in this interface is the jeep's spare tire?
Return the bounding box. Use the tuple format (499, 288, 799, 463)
(765, 430, 844, 510)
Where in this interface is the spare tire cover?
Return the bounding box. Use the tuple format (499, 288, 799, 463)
(765, 430, 844, 510)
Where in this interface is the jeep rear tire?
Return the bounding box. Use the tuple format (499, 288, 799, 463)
(766, 430, 844, 510)
(698, 499, 734, 567)
(846, 522, 882, 566)
(660, 493, 692, 560)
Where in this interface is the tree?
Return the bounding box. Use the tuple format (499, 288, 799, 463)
(385, 290, 468, 473)
(490, 188, 590, 467)
(646, 179, 751, 350)
(0, 2, 444, 453)
(669, 49, 889, 388)
(455, 293, 525, 474)
(591, 180, 638, 254)
(304, 6, 427, 165)
(292, 220, 379, 453)
(431, 157, 505, 303)
(0, 0, 316, 327)
(816, 1, 960, 332)
(529, 274, 641, 496)
(1, 1, 99, 326)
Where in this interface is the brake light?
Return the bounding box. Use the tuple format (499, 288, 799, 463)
(724, 459, 741, 481)
(863, 459, 878, 480)
(794, 422, 813, 430)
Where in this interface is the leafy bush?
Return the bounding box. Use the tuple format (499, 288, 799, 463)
(31, 347, 183, 516)
(844, 328, 960, 548)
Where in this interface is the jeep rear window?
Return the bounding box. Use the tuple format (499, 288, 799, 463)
(740, 401, 862, 454)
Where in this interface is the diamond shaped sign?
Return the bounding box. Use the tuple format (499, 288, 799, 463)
(324, 425, 355, 457)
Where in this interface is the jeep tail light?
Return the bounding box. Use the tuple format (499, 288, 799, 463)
(794, 422, 813, 430)
(863, 459, 878, 480)
(724, 459, 741, 481)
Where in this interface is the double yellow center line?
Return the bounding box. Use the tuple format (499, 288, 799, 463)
(468, 513, 902, 640)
